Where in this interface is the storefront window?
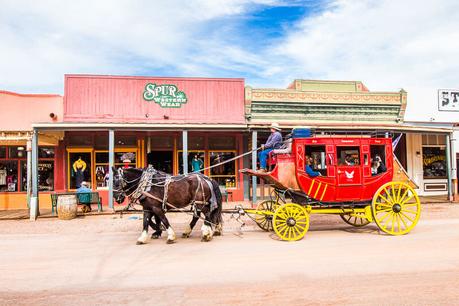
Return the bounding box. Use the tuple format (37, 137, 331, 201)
(0, 147, 7, 159)
(38, 147, 55, 158)
(423, 147, 446, 179)
(9, 146, 26, 158)
(21, 161, 54, 191)
(209, 151, 236, 187)
(93, 151, 137, 188)
(177, 136, 205, 150)
(69, 152, 92, 189)
(0, 161, 18, 192)
(208, 136, 236, 150)
(178, 151, 205, 174)
(151, 136, 174, 149)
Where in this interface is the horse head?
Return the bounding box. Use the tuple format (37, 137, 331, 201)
(112, 167, 144, 204)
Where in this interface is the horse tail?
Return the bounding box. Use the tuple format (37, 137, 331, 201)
(210, 179, 223, 226)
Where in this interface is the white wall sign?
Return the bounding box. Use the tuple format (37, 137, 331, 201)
(438, 89, 459, 111)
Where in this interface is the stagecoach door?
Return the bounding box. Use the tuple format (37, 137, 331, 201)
(335, 145, 362, 200)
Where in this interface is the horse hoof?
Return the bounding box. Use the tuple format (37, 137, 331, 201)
(201, 236, 212, 242)
(151, 234, 161, 239)
(213, 231, 222, 237)
(167, 239, 176, 244)
(182, 233, 190, 238)
(136, 241, 145, 245)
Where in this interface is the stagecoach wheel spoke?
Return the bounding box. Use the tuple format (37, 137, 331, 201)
(273, 203, 309, 242)
(254, 200, 278, 232)
(372, 182, 421, 236)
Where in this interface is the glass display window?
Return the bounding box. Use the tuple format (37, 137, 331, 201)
(178, 151, 205, 174)
(9, 146, 26, 158)
(21, 160, 54, 191)
(209, 151, 236, 188)
(0, 147, 6, 159)
(208, 136, 236, 150)
(0, 160, 18, 192)
(68, 150, 92, 189)
(38, 147, 55, 159)
(423, 146, 446, 179)
(93, 149, 137, 188)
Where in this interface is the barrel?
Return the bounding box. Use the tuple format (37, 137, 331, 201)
(57, 195, 78, 220)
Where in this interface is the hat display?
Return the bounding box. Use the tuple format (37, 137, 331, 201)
(269, 122, 281, 131)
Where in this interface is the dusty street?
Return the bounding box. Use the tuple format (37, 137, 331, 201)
(0, 204, 459, 306)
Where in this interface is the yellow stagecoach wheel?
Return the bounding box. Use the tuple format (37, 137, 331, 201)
(254, 200, 279, 231)
(273, 203, 309, 241)
(340, 214, 370, 227)
(371, 182, 421, 235)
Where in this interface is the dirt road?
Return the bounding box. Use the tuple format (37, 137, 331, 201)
(0, 204, 458, 305)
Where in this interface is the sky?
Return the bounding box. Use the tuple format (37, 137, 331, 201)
(1, 0, 459, 121)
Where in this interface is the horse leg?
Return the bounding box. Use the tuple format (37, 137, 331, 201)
(182, 212, 200, 238)
(150, 214, 162, 239)
(200, 206, 214, 242)
(136, 210, 151, 245)
(152, 207, 176, 244)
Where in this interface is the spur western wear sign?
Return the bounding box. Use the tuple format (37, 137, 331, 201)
(438, 89, 459, 111)
(143, 83, 188, 108)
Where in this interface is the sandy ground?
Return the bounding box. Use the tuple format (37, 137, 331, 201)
(0, 203, 458, 305)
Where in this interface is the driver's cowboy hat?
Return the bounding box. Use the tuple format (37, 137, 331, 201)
(269, 122, 281, 131)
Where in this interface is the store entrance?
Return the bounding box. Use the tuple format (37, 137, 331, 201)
(147, 151, 173, 174)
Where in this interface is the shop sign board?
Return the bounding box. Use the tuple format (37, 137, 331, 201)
(438, 89, 459, 111)
(143, 83, 188, 108)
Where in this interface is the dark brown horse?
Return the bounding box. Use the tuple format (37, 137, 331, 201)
(113, 167, 223, 244)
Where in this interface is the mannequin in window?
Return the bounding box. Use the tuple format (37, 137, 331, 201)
(191, 154, 203, 173)
(73, 156, 87, 188)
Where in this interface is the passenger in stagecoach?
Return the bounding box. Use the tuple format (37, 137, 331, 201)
(344, 155, 355, 166)
(375, 155, 387, 174)
(258, 123, 283, 173)
(305, 156, 321, 177)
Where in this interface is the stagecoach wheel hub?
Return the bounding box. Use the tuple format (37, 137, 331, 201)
(287, 217, 296, 226)
(392, 204, 402, 213)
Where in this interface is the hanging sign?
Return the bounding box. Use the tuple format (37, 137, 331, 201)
(438, 89, 459, 111)
(143, 83, 188, 108)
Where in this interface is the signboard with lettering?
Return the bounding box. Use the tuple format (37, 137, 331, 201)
(438, 89, 459, 111)
(143, 83, 188, 108)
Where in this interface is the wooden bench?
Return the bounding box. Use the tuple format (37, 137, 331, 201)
(51, 192, 102, 215)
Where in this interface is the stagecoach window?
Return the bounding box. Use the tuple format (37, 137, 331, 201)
(337, 146, 360, 166)
(304, 145, 327, 176)
(422, 147, 446, 179)
(210, 151, 236, 188)
(0, 161, 18, 192)
(370, 145, 386, 165)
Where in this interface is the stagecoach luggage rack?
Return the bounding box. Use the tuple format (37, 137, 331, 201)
(51, 192, 102, 215)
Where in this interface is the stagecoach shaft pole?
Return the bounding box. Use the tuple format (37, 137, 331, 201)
(108, 129, 115, 209)
(251, 130, 257, 204)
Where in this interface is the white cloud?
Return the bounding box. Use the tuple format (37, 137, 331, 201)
(0, 0, 283, 93)
(271, 0, 459, 121)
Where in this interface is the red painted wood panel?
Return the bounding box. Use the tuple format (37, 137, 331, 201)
(64, 75, 245, 124)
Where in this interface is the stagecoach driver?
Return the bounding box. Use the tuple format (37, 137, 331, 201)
(258, 123, 283, 172)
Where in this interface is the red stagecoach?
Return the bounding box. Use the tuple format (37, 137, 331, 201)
(240, 129, 421, 241)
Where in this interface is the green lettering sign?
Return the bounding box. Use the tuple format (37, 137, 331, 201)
(143, 83, 188, 108)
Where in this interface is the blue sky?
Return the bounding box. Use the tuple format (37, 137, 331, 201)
(1, 0, 459, 121)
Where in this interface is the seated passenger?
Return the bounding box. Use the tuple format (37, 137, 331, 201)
(258, 123, 283, 172)
(371, 161, 379, 176)
(344, 155, 354, 166)
(375, 155, 386, 174)
(305, 157, 321, 177)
